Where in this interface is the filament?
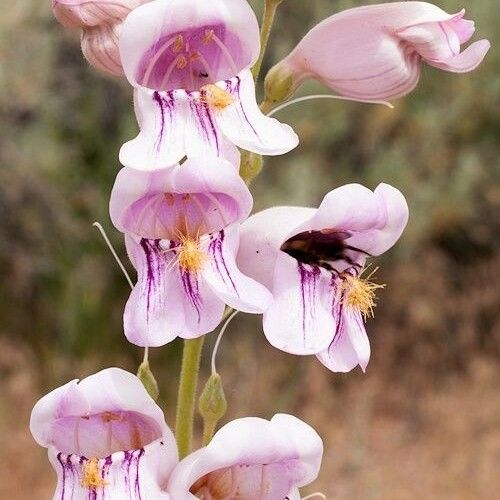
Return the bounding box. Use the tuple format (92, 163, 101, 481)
(210, 33, 239, 75)
(92, 222, 134, 290)
(211, 309, 239, 375)
(159, 53, 186, 91)
(267, 94, 394, 117)
(143, 35, 182, 87)
(195, 51, 215, 81)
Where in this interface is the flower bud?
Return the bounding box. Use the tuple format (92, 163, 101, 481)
(52, 0, 143, 28)
(81, 24, 124, 76)
(198, 373, 227, 425)
(240, 151, 264, 185)
(263, 60, 299, 109)
(137, 360, 160, 401)
(271, 2, 490, 102)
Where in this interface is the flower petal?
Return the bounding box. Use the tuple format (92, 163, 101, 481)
(270, 414, 323, 487)
(426, 39, 491, 73)
(30, 368, 175, 456)
(317, 307, 370, 373)
(167, 415, 322, 499)
(202, 226, 273, 314)
(295, 183, 409, 258)
(120, 88, 188, 169)
(124, 237, 224, 346)
(217, 70, 299, 155)
(263, 253, 340, 355)
(397, 20, 461, 61)
(120, 0, 260, 89)
(237, 206, 316, 290)
(110, 158, 253, 239)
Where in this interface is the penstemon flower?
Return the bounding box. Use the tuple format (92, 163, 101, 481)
(167, 414, 323, 500)
(118, 0, 299, 170)
(34, 1, 491, 496)
(51, 0, 148, 76)
(110, 157, 272, 346)
(265, 1, 490, 105)
(237, 183, 409, 373)
(30, 368, 178, 499)
(31, 368, 323, 500)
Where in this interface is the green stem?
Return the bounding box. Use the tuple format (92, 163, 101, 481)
(175, 337, 205, 459)
(202, 419, 218, 446)
(252, 0, 283, 81)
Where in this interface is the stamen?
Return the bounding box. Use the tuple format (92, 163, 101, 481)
(176, 55, 188, 69)
(81, 458, 107, 489)
(176, 234, 207, 273)
(211, 309, 238, 375)
(200, 84, 234, 110)
(101, 412, 122, 423)
(202, 29, 215, 44)
(210, 33, 239, 75)
(159, 54, 188, 91)
(172, 34, 184, 53)
(142, 34, 185, 87)
(267, 94, 394, 117)
(193, 51, 215, 81)
(341, 268, 385, 319)
(92, 222, 134, 290)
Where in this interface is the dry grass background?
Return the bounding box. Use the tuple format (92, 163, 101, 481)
(0, 0, 499, 498)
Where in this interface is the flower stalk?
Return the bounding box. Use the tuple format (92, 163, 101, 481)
(252, 0, 284, 81)
(175, 337, 205, 459)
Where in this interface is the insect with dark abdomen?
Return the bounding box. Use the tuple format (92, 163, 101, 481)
(280, 229, 371, 272)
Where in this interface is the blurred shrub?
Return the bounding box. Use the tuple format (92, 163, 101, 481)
(0, 0, 498, 392)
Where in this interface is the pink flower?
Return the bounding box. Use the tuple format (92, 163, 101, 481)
(32, 372, 323, 500)
(265, 1, 490, 104)
(52, 0, 144, 28)
(110, 157, 272, 347)
(51, 0, 148, 76)
(30, 368, 178, 499)
(237, 184, 409, 373)
(118, 0, 298, 170)
(167, 414, 323, 499)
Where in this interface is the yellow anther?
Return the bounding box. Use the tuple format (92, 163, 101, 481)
(341, 269, 385, 319)
(164, 193, 176, 206)
(82, 458, 107, 490)
(203, 29, 214, 44)
(172, 35, 184, 53)
(177, 236, 206, 273)
(190, 51, 201, 62)
(200, 85, 234, 111)
(101, 412, 122, 423)
(176, 55, 188, 69)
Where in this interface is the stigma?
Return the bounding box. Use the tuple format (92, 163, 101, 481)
(341, 270, 385, 319)
(177, 236, 206, 273)
(81, 458, 107, 489)
(200, 84, 234, 110)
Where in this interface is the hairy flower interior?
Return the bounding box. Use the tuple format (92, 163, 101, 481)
(81, 458, 107, 489)
(176, 234, 207, 273)
(341, 271, 385, 319)
(200, 84, 235, 110)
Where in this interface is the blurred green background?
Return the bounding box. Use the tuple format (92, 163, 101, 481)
(0, 0, 498, 498)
